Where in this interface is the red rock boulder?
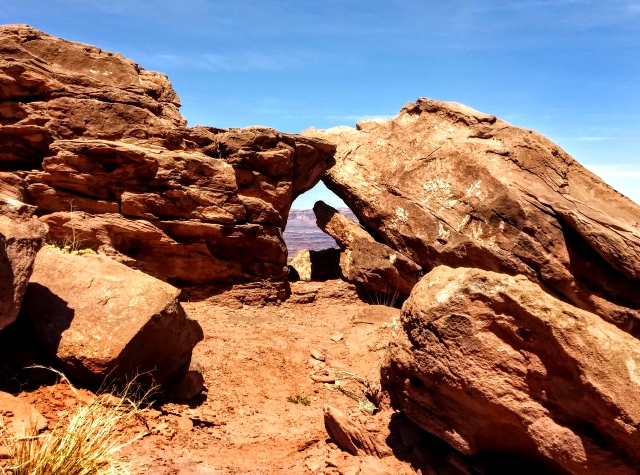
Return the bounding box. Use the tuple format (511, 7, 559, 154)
(314, 200, 421, 298)
(21, 247, 203, 384)
(383, 266, 640, 475)
(304, 99, 640, 335)
(0, 196, 46, 330)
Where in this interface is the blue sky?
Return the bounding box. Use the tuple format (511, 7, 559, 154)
(2, 0, 639, 208)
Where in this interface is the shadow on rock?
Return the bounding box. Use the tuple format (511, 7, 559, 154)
(385, 412, 569, 475)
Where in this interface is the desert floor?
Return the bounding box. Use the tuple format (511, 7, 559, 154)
(16, 281, 420, 475)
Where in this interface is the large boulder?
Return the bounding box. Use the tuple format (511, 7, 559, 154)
(304, 98, 640, 335)
(313, 200, 421, 297)
(0, 25, 335, 304)
(21, 247, 203, 384)
(0, 197, 46, 330)
(383, 266, 640, 475)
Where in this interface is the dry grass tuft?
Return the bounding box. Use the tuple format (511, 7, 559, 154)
(366, 285, 401, 308)
(1, 369, 153, 475)
(286, 395, 311, 406)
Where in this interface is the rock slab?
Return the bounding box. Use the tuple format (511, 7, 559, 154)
(305, 98, 640, 334)
(21, 247, 203, 384)
(314, 200, 421, 297)
(323, 405, 379, 457)
(383, 265, 640, 475)
(0, 197, 46, 330)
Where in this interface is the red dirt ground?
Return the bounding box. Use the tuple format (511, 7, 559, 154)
(11, 280, 425, 475)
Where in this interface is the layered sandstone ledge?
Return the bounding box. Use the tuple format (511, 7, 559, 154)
(0, 25, 335, 304)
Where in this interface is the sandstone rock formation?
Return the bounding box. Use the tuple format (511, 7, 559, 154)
(0, 196, 46, 330)
(304, 99, 640, 335)
(21, 247, 203, 384)
(314, 200, 421, 298)
(383, 266, 640, 475)
(0, 25, 335, 304)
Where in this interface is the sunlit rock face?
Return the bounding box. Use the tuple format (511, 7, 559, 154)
(384, 265, 640, 475)
(305, 98, 640, 335)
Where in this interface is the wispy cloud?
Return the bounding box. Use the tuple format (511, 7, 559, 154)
(143, 50, 316, 72)
(586, 164, 640, 177)
(284, 114, 395, 121)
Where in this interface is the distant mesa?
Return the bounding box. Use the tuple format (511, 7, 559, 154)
(284, 207, 357, 254)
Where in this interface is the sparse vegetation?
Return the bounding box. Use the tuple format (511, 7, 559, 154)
(42, 244, 97, 256)
(286, 395, 310, 406)
(366, 285, 401, 308)
(330, 371, 377, 415)
(0, 369, 152, 475)
(44, 201, 96, 255)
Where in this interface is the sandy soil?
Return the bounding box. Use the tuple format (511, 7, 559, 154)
(9, 280, 427, 475)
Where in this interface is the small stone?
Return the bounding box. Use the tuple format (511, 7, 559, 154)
(164, 356, 205, 401)
(305, 458, 323, 472)
(310, 349, 326, 361)
(309, 358, 321, 367)
(145, 409, 162, 420)
(331, 333, 344, 342)
(311, 374, 335, 383)
(0, 445, 10, 459)
(0, 392, 47, 435)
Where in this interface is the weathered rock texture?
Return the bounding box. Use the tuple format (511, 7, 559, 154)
(0, 25, 335, 303)
(383, 266, 640, 475)
(304, 98, 640, 335)
(0, 196, 46, 330)
(314, 200, 421, 297)
(21, 247, 203, 384)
